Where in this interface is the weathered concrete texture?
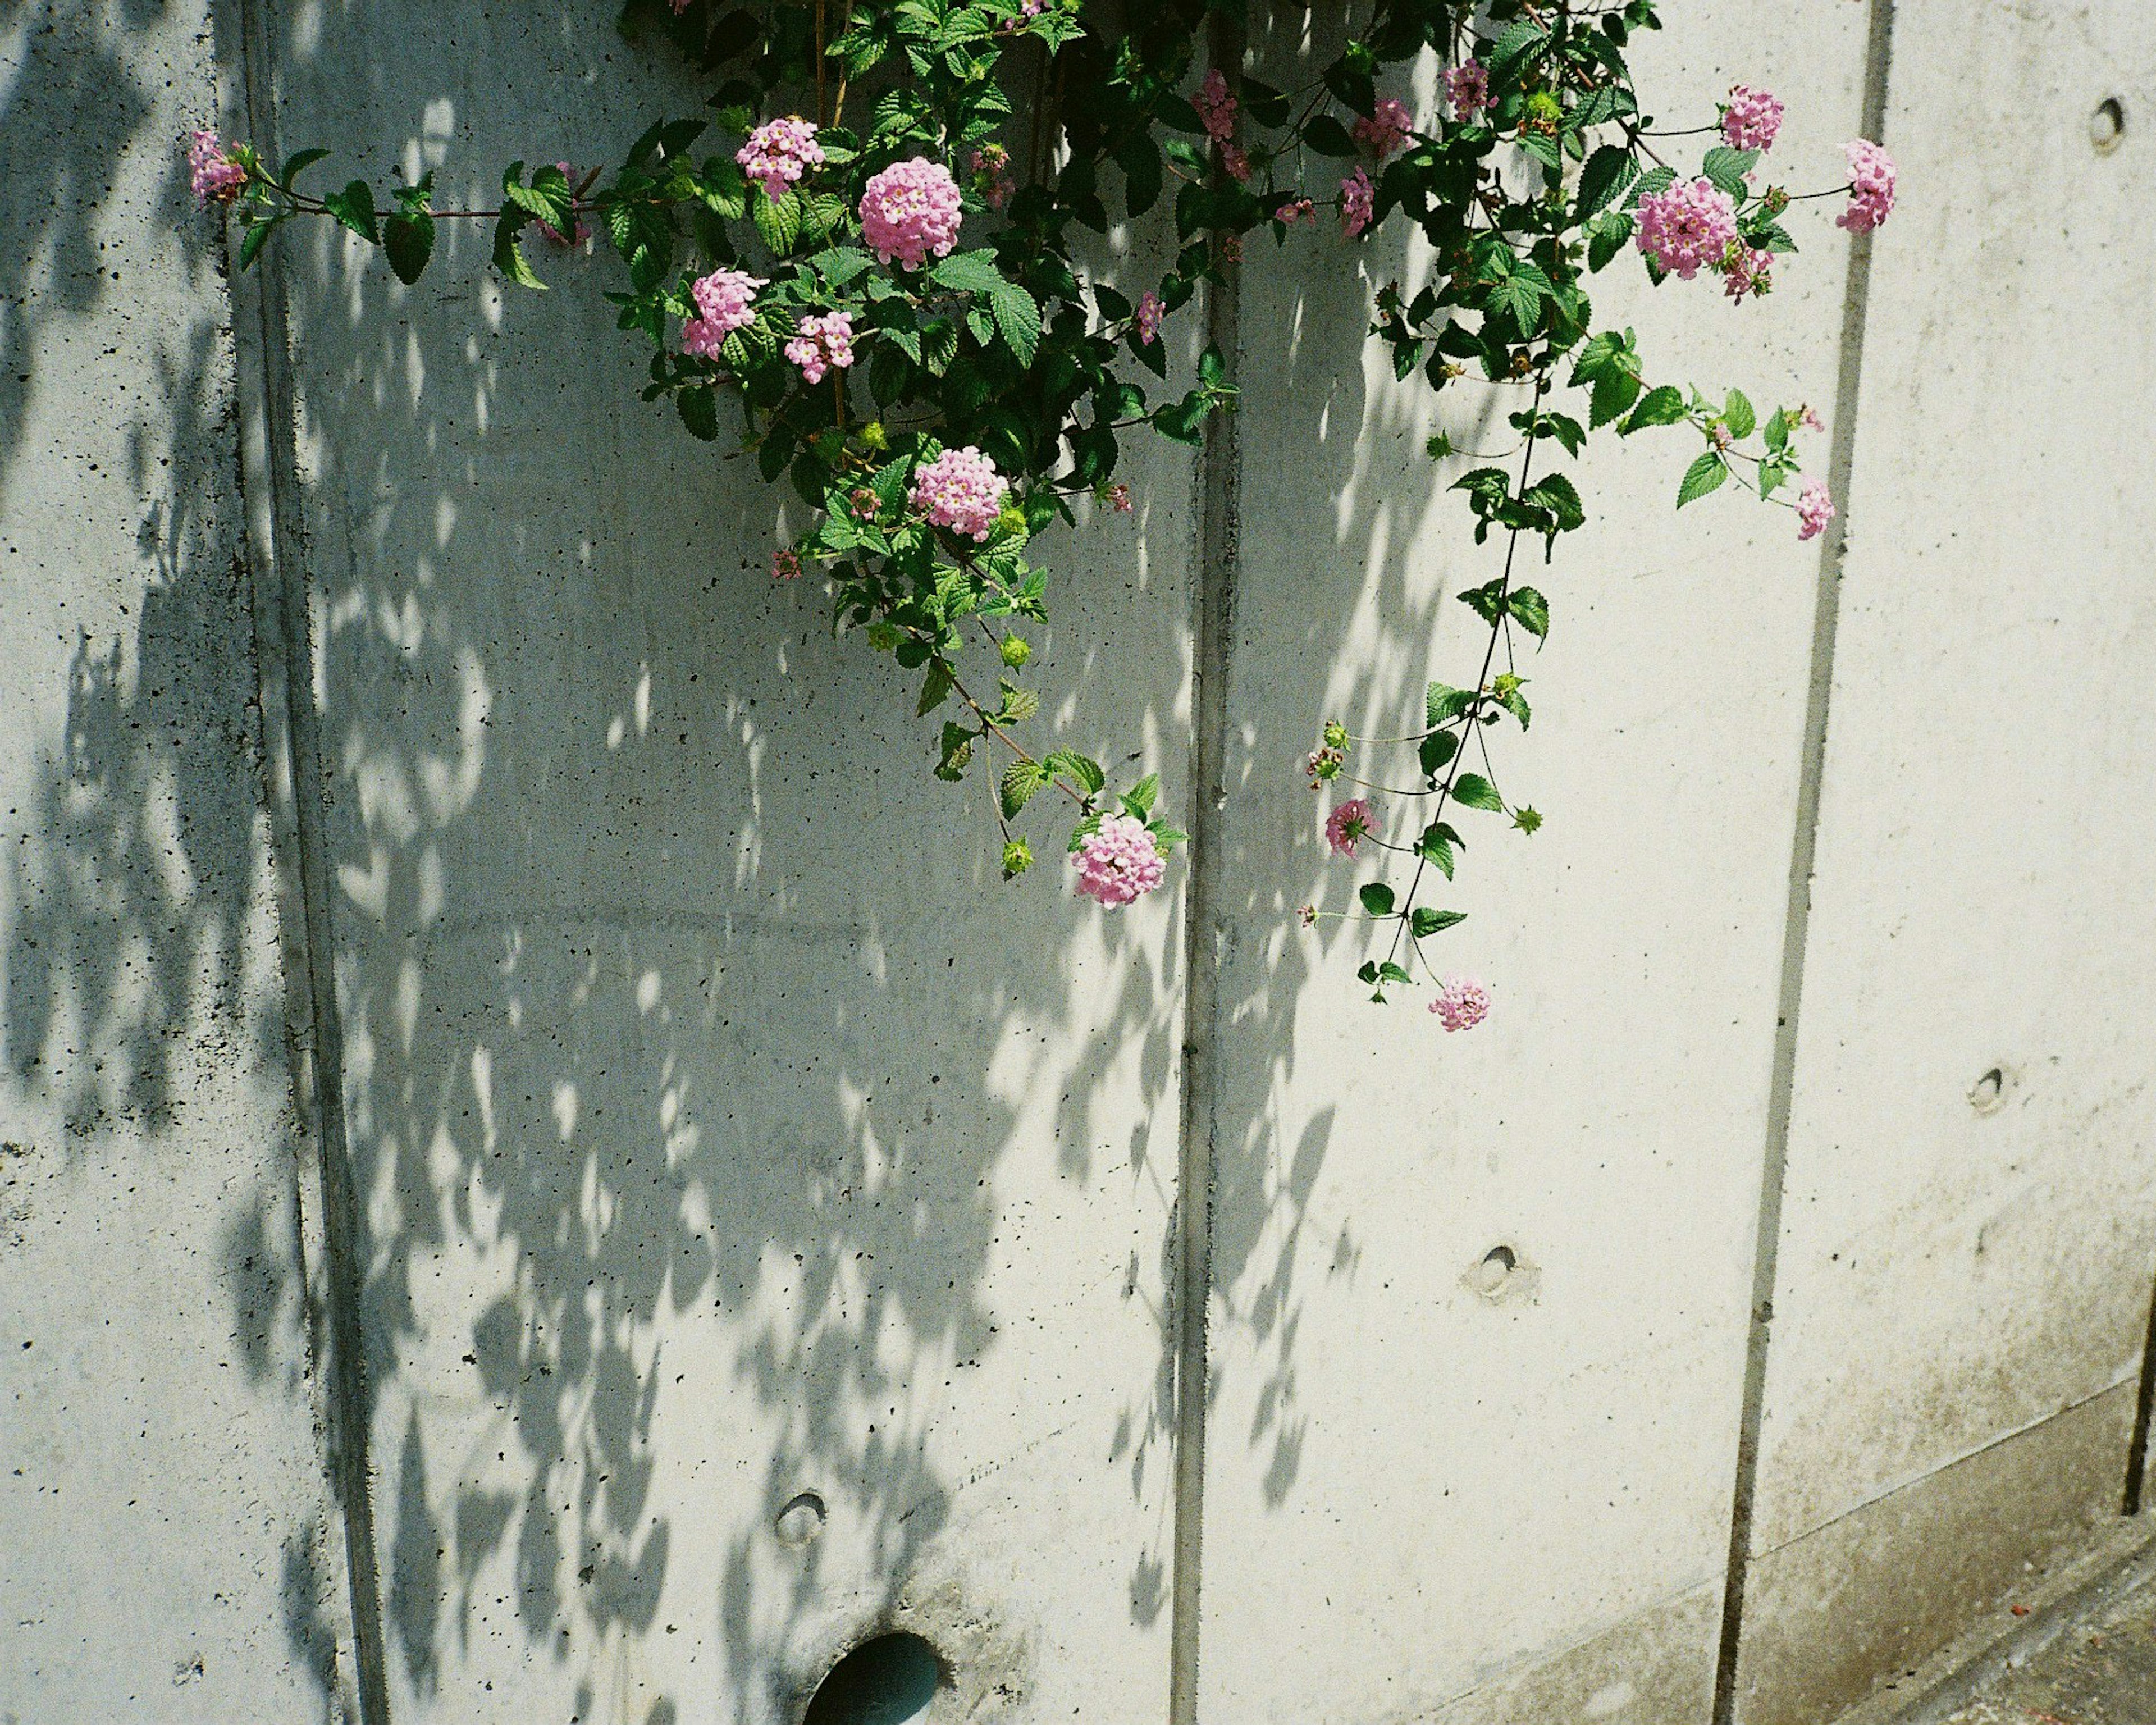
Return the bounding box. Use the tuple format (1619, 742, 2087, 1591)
(0, 2, 347, 1720)
(1935, 1544, 2156, 1725)
(252, 7, 1193, 1721)
(1735, 1, 2156, 1717)
(1190, 9, 1870, 1722)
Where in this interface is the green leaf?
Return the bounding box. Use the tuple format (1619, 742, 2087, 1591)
(237, 212, 282, 271)
(935, 720, 975, 782)
(1114, 135, 1163, 217)
(1045, 749, 1105, 795)
(1701, 146, 1759, 198)
(1677, 451, 1729, 508)
(1452, 773, 1504, 813)
(676, 386, 719, 440)
(1410, 906, 1466, 937)
(1764, 408, 1790, 452)
(1521, 476, 1584, 533)
(1587, 209, 1634, 272)
(1419, 730, 1459, 780)
(929, 249, 1006, 294)
(1590, 366, 1642, 428)
(989, 281, 1042, 365)
(1417, 820, 1462, 877)
(1508, 586, 1551, 638)
(1620, 385, 1687, 433)
(752, 186, 802, 255)
(278, 148, 331, 190)
(1723, 389, 1757, 439)
(1359, 882, 1396, 917)
(491, 211, 545, 290)
(1302, 114, 1356, 158)
(1426, 681, 1474, 727)
(322, 179, 379, 244)
(382, 208, 434, 284)
(1574, 144, 1637, 220)
(1122, 772, 1160, 818)
(1001, 758, 1049, 818)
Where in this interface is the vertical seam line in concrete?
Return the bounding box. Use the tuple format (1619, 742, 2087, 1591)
(2118, 1270, 2156, 1513)
(1168, 17, 1243, 1722)
(1709, 6, 1898, 1721)
(224, 2, 392, 1719)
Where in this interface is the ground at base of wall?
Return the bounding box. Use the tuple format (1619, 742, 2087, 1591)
(1934, 1577, 2156, 1725)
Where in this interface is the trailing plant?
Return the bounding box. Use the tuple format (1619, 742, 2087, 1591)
(188, 0, 1895, 1015)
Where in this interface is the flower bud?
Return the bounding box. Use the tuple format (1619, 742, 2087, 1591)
(1321, 720, 1349, 752)
(861, 421, 889, 450)
(1002, 838, 1034, 878)
(1000, 634, 1032, 668)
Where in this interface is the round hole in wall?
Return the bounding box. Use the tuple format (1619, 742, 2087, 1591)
(2092, 97, 2126, 153)
(1472, 1244, 1518, 1295)
(803, 1632, 943, 1725)
(1969, 1066, 2010, 1116)
(774, 1491, 827, 1548)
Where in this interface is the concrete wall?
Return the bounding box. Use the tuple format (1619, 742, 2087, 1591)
(2, 3, 2153, 1724)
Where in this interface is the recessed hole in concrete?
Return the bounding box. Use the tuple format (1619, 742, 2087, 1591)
(803, 1632, 942, 1725)
(1969, 1066, 2010, 1115)
(1472, 1244, 1518, 1295)
(774, 1490, 826, 1548)
(2093, 97, 2126, 153)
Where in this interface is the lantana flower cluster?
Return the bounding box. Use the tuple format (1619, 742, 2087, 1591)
(737, 116, 824, 200)
(911, 446, 1008, 542)
(860, 157, 963, 268)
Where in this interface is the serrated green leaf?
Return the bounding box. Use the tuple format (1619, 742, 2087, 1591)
(1724, 389, 1757, 439)
(492, 211, 545, 289)
(1452, 773, 1505, 813)
(917, 658, 955, 715)
(382, 208, 434, 284)
(1410, 907, 1467, 936)
(322, 179, 378, 244)
(1574, 145, 1637, 221)
(1426, 681, 1474, 727)
(1123, 772, 1160, 818)
(752, 186, 802, 255)
(989, 281, 1042, 365)
(935, 720, 975, 782)
(1620, 384, 1687, 433)
(1677, 451, 1729, 507)
(676, 386, 719, 441)
(1359, 881, 1396, 916)
(1419, 729, 1459, 780)
(1508, 586, 1551, 638)
(930, 249, 1006, 294)
(1001, 757, 1048, 818)
(1417, 820, 1462, 877)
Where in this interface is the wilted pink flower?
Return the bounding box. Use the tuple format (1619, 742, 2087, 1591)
(1194, 69, 1238, 144)
(860, 157, 964, 268)
(1134, 290, 1164, 345)
(1720, 84, 1785, 153)
(682, 266, 767, 358)
(1354, 98, 1414, 161)
(1723, 243, 1774, 301)
(1443, 60, 1489, 121)
(1298, 903, 1318, 928)
(1796, 478, 1836, 541)
(187, 130, 246, 206)
(1431, 974, 1490, 1031)
(771, 548, 803, 581)
(849, 486, 878, 518)
(1636, 177, 1739, 280)
(911, 445, 1007, 541)
(1278, 195, 1316, 226)
(1340, 167, 1375, 240)
(538, 161, 591, 246)
(1072, 813, 1168, 907)
(1219, 142, 1252, 183)
(1838, 139, 1896, 232)
(1324, 796, 1377, 856)
(1798, 405, 1824, 433)
(784, 311, 855, 384)
(1107, 482, 1132, 513)
(1218, 231, 1243, 265)
(970, 143, 1015, 210)
(737, 116, 824, 201)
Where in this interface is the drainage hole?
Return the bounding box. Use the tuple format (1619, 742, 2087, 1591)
(2093, 97, 2126, 153)
(803, 1631, 943, 1725)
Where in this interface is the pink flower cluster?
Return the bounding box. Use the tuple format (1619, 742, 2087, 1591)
(1340, 167, 1375, 240)
(1635, 177, 1739, 280)
(1278, 195, 1316, 226)
(860, 157, 963, 268)
(188, 130, 246, 206)
(1194, 69, 1237, 144)
(1444, 60, 1490, 121)
(1324, 797, 1377, 856)
(1838, 139, 1896, 233)
(1431, 975, 1490, 1032)
(1720, 84, 1785, 153)
(682, 266, 767, 359)
(1723, 243, 1773, 301)
(1072, 814, 1167, 907)
(1796, 478, 1837, 541)
(737, 117, 824, 201)
(1353, 98, 1413, 161)
(771, 548, 803, 581)
(1219, 142, 1253, 184)
(1134, 290, 1164, 345)
(911, 445, 1007, 541)
(970, 143, 1015, 211)
(785, 311, 855, 384)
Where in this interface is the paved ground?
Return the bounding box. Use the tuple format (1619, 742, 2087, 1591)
(1939, 1573, 2156, 1725)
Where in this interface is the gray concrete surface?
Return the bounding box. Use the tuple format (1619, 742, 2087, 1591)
(4, 1, 2156, 1723)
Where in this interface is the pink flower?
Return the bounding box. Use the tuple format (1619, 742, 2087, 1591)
(859, 157, 964, 268)
(1218, 232, 1243, 265)
(1838, 139, 1896, 232)
(911, 445, 1008, 541)
(1219, 142, 1253, 183)
(1431, 975, 1490, 1032)
(1796, 478, 1836, 541)
(771, 548, 803, 581)
(681, 266, 768, 358)
(1353, 98, 1414, 161)
(1134, 290, 1164, 345)
(1635, 177, 1739, 280)
(784, 311, 855, 384)
(1723, 243, 1774, 301)
(737, 116, 825, 202)
(1072, 813, 1168, 907)
(1278, 195, 1315, 226)
(1194, 69, 1238, 144)
(1324, 796, 1377, 856)
(1720, 84, 1785, 153)
(1340, 167, 1375, 240)
(538, 161, 591, 246)
(970, 143, 1015, 210)
(1298, 903, 1318, 928)
(1443, 61, 1490, 121)
(187, 130, 246, 206)
(1798, 405, 1824, 433)
(1107, 482, 1132, 513)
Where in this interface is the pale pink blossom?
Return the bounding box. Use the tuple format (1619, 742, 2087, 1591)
(1107, 483, 1132, 513)
(1340, 167, 1375, 239)
(1443, 61, 1490, 121)
(911, 445, 1008, 541)
(187, 130, 246, 206)
(784, 310, 855, 384)
(1796, 478, 1836, 541)
(860, 157, 964, 268)
(1798, 405, 1824, 433)
(1723, 243, 1774, 301)
(1720, 84, 1785, 153)
(737, 116, 824, 201)
(1635, 177, 1739, 280)
(970, 143, 1015, 210)
(1431, 975, 1490, 1032)
(771, 548, 803, 581)
(1219, 142, 1253, 184)
(1134, 290, 1164, 344)
(1278, 195, 1316, 226)
(1354, 97, 1414, 161)
(1324, 797, 1377, 856)
(1838, 139, 1896, 232)
(682, 266, 767, 358)
(1072, 814, 1168, 907)
(1194, 69, 1238, 144)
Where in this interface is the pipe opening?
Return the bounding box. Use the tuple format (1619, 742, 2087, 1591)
(803, 1631, 943, 1725)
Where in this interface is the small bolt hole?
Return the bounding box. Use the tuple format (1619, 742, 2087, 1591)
(1472, 1244, 1518, 1295)
(803, 1632, 943, 1725)
(2093, 97, 2126, 153)
(774, 1491, 826, 1548)
(1970, 1066, 2010, 1115)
